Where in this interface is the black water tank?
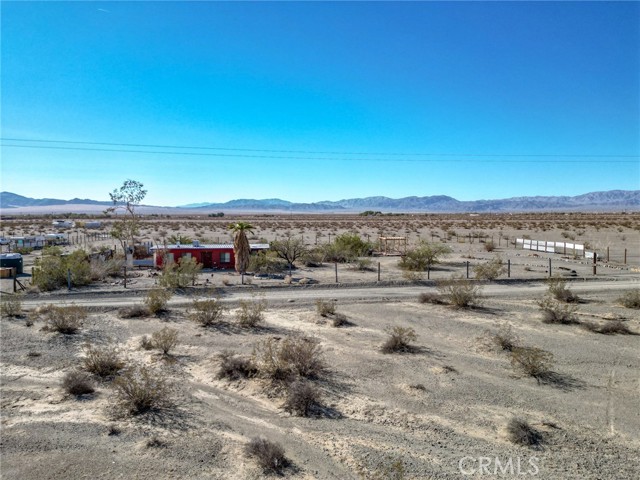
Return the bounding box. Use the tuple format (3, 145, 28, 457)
(0, 253, 23, 274)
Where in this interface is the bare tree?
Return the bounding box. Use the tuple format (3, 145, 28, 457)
(271, 237, 308, 275)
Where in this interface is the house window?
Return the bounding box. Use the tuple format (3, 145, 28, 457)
(220, 252, 231, 263)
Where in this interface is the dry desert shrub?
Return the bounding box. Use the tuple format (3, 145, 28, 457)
(618, 289, 640, 309)
(83, 343, 126, 378)
(1, 294, 23, 317)
(245, 437, 289, 474)
(139, 335, 154, 350)
(236, 297, 267, 328)
(151, 327, 179, 355)
(436, 276, 484, 309)
(190, 298, 226, 326)
(331, 312, 349, 327)
(473, 257, 506, 281)
(547, 276, 579, 303)
(144, 287, 172, 314)
(581, 320, 634, 335)
(507, 418, 543, 448)
(510, 347, 554, 383)
(216, 350, 257, 380)
(253, 335, 326, 383)
(381, 326, 418, 354)
(113, 365, 171, 415)
(45, 304, 87, 334)
(417, 292, 446, 305)
(315, 299, 336, 317)
(118, 305, 151, 318)
(282, 380, 322, 417)
(62, 370, 95, 396)
(483, 241, 496, 252)
(491, 323, 520, 352)
(536, 297, 579, 324)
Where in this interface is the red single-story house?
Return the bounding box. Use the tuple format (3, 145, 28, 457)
(150, 241, 270, 269)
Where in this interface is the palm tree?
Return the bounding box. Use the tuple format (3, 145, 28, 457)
(228, 222, 254, 275)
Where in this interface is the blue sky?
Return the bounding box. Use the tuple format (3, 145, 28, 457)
(2, 1, 638, 206)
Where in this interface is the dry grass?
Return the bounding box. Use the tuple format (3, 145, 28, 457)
(236, 297, 267, 328)
(45, 305, 87, 334)
(216, 350, 257, 380)
(190, 298, 226, 327)
(381, 326, 418, 353)
(253, 335, 326, 383)
(510, 347, 554, 383)
(113, 365, 171, 415)
(151, 327, 179, 355)
(537, 297, 579, 324)
(83, 343, 126, 378)
(618, 289, 640, 309)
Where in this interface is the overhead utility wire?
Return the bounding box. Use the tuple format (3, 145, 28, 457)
(1, 137, 637, 159)
(1, 143, 637, 163)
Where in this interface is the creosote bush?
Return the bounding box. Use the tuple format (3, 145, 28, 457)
(144, 287, 172, 314)
(33, 249, 92, 291)
(418, 292, 446, 305)
(398, 241, 451, 272)
(510, 347, 554, 383)
(62, 370, 95, 396)
(537, 297, 579, 324)
(507, 418, 543, 448)
(547, 276, 579, 303)
(190, 298, 226, 326)
(83, 343, 126, 378)
(245, 437, 289, 474)
(45, 304, 87, 334)
(283, 380, 322, 417)
(436, 276, 483, 309)
(159, 257, 202, 288)
(381, 326, 418, 353)
(140, 335, 154, 350)
(315, 299, 336, 317)
(473, 257, 506, 281)
(151, 327, 179, 355)
(216, 350, 257, 380)
(113, 365, 170, 415)
(1, 294, 23, 317)
(253, 335, 326, 383)
(618, 289, 640, 309)
(236, 297, 267, 328)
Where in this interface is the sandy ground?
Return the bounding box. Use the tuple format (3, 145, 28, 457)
(1, 213, 639, 479)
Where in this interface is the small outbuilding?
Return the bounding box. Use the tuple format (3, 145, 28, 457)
(150, 241, 270, 269)
(0, 253, 24, 274)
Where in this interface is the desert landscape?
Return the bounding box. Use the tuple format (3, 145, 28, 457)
(1, 212, 639, 479)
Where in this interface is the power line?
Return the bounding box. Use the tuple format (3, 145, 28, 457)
(1, 137, 637, 159)
(2, 143, 638, 164)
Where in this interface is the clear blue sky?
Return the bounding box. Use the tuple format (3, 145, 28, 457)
(2, 1, 638, 206)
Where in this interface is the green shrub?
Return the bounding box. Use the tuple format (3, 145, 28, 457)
(236, 297, 267, 328)
(144, 287, 172, 314)
(45, 304, 87, 334)
(546, 276, 579, 303)
(436, 276, 483, 309)
(118, 305, 151, 318)
(245, 437, 289, 474)
(381, 326, 418, 353)
(618, 289, 640, 309)
(190, 298, 226, 326)
(113, 365, 170, 415)
(323, 233, 373, 263)
(249, 251, 289, 274)
(159, 256, 202, 288)
(473, 257, 506, 281)
(83, 343, 126, 378)
(399, 241, 451, 272)
(1, 294, 23, 317)
(33, 249, 92, 291)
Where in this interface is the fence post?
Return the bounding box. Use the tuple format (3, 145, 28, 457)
(427, 264, 430, 280)
(334, 262, 338, 283)
(507, 259, 510, 278)
(466, 261, 469, 279)
(624, 248, 627, 265)
(13, 268, 17, 293)
(67, 269, 72, 290)
(593, 253, 597, 275)
(549, 258, 552, 277)
(124, 266, 127, 288)
(607, 247, 609, 263)
(377, 262, 381, 282)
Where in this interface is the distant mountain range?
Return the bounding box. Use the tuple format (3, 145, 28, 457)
(1, 190, 639, 213)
